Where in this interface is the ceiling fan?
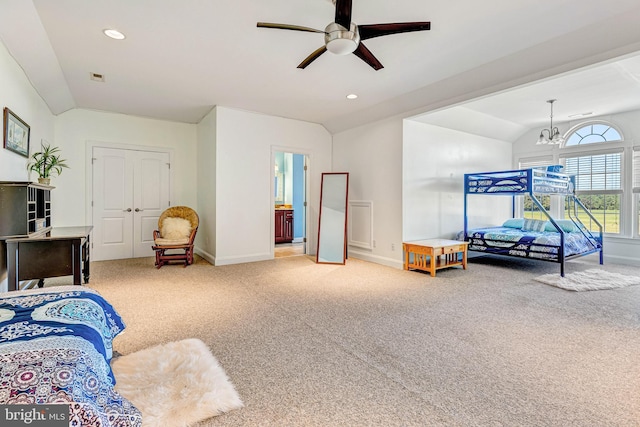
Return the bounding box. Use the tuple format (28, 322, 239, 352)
(257, 0, 430, 70)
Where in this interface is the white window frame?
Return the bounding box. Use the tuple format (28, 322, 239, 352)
(517, 156, 560, 219)
(559, 143, 625, 236)
(516, 118, 640, 240)
(563, 120, 624, 146)
(633, 146, 640, 237)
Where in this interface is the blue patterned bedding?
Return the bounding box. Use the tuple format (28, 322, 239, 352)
(0, 286, 142, 426)
(459, 226, 601, 260)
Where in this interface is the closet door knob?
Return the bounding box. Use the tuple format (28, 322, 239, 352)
(135, 208, 143, 212)
(123, 208, 132, 212)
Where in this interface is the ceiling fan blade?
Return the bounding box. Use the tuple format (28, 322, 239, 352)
(257, 22, 325, 34)
(358, 22, 431, 40)
(297, 46, 328, 69)
(352, 42, 383, 71)
(334, 0, 352, 29)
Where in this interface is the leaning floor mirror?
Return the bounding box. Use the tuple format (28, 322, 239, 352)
(316, 172, 349, 264)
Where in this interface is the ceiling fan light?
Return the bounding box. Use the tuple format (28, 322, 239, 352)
(326, 38, 358, 55)
(324, 22, 360, 55)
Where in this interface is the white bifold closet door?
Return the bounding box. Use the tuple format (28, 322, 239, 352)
(92, 147, 170, 261)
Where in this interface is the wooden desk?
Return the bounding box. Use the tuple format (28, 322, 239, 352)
(403, 239, 469, 277)
(6, 226, 92, 291)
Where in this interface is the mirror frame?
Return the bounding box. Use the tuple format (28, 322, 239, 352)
(316, 172, 349, 265)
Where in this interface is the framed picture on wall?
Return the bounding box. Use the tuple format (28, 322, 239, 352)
(3, 107, 30, 158)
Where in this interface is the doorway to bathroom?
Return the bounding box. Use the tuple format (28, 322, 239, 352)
(273, 150, 307, 258)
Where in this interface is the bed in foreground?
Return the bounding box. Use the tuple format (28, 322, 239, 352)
(462, 167, 603, 276)
(0, 286, 141, 426)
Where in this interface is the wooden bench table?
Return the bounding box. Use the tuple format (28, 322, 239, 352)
(403, 239, 469, 277)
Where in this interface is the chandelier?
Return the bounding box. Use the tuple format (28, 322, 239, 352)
(536, 99, 565, 145)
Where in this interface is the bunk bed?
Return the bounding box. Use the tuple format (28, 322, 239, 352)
(462, 167, 603, 276)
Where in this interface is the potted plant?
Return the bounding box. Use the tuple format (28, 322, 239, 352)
(27, 143, 69, 185)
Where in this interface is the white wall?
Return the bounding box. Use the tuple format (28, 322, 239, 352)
(2, 30, 333, 271)
(512, 109, 640, 266)
(0, 41, 54, 181)
(333, 118, 405, 267)
(403, 120, 513, 243)
(0, 39, 56, 292)
(333, 117, 512, 269)
(196, 107, 217, 261)
(54, 109, 197, 228)
(214, 107, 332, 265)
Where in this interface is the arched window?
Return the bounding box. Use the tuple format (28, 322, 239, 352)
(560, 121, 623, 234)
(564, 122, 622, 146)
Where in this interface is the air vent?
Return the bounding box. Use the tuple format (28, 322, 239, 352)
(568, 112, 593, 118)
(90, 72, 105, 82)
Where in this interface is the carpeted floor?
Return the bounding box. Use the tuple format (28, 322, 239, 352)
(86, 254, 640, 426)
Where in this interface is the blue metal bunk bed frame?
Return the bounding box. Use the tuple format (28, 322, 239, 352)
(463, 168, 604, 276)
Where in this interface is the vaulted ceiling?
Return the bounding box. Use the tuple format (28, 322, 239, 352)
(2, 0, 640, 134)
(412, 53, 640, 141)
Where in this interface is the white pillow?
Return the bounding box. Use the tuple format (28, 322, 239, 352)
(162, 217, 192, 240)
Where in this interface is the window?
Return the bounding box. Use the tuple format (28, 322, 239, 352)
(519, 157, 553, 220)
(634, 147, 640, 236)
(565, 152, 622, 192)
(633, 147, 640, 194)
(561, 121, 623, 234)
(523, 194, 551, 220)
(563, 153, 622, 234)
(565, 123, 622, 146)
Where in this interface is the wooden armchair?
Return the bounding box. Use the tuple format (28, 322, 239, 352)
(152, 206, 199, 268)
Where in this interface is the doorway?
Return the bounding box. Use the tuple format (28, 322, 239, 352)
(91, 145, 171, 261)
(274, 151, 307, 258)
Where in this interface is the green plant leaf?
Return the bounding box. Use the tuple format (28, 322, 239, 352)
(27, 143, 69, 179)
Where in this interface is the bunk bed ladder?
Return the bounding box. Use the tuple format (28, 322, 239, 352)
(529, 193, 566, 276)
(567, 194, 604, 265)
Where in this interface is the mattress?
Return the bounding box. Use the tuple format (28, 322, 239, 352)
(460, 226, 600, 259)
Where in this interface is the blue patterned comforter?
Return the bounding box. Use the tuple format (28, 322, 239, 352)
(459, 226, 601, 259)
(0, 286, 142, 426)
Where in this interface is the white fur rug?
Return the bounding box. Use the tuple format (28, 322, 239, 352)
(535, 268, 640, 291)
(111, 338, 243, 427)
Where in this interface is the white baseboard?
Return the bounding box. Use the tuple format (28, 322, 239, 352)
(198, 247, 640, 271)
(603, 254, 640, 267)
(194, 247, 215, 265)
(347, 249, 404, 269)
(212, 252, 272, 266)
(195, 246, 272, 266)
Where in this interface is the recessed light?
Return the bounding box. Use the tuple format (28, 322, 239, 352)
(346, 94, 358, 100)
(103, 29, 126, 40)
